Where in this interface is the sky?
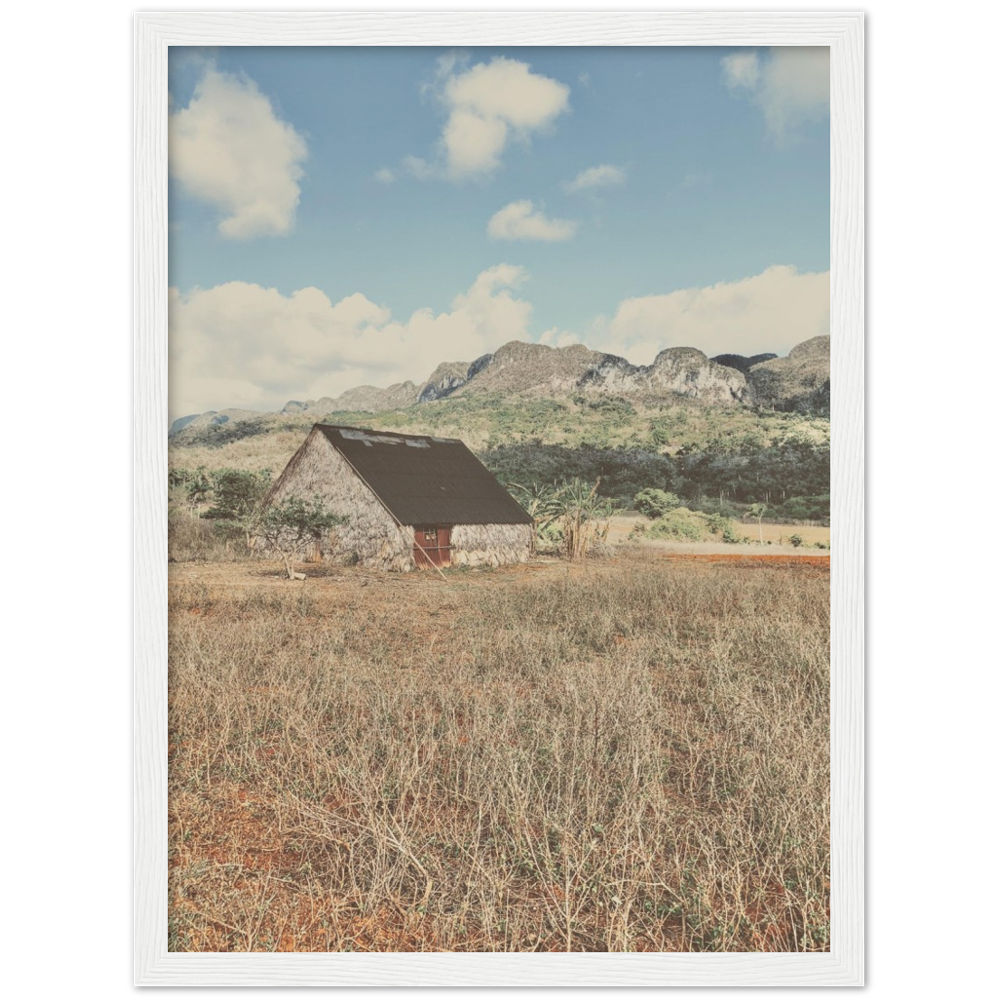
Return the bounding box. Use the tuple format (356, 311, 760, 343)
(167, 46, 830, 420)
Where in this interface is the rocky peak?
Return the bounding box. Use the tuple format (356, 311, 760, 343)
(747, 335, 830, 414)
(451, 340, 605, 396)
(647, 348, 751, 403)
(711, 351, 779, 374)
(173, 335, 831, 436)
(418, 361, 473, 402)
(467, 353, 493, 377)
(786, 335, 830, 362)
(314, 380, 421, 414)
(579, 346, 750, 404)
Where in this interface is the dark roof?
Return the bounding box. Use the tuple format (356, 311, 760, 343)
(316, 425, 533, 527)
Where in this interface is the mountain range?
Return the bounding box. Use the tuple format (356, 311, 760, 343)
(170, 335, 830, 437)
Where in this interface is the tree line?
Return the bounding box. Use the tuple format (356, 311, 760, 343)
(482, 437, 830, 523)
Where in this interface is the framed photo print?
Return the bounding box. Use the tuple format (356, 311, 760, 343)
(135, 10, 863, 987)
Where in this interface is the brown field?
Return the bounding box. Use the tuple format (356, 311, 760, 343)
(169, 548, 830, 952)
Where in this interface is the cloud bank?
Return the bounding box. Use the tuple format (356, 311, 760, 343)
(722, 47, 830, 140)
(587, 266, 830, 364)
(169, 68, 308, 238)
(169, 266, 532, 418)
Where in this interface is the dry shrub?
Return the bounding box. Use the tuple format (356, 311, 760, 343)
(167, 515, 251, 563)
(169, 552, 829, 952)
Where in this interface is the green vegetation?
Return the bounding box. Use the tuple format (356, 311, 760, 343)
(773, 494, 830, 522)
(175, 393, 828, 458)
(507, 478, 615, 558)
(201, 468, 273, 548)
(485, 440, 829, 522)
(167, 467, 349, 575)
(485, 442, 676, 505)
(630, 507, 740, 544)
(553, 478, 616, 560)
(170, 394, 830, 527)
(633, 488, 682, 519)
(173, 415, 276, 448)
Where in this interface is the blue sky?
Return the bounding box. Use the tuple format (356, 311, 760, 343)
(168, 46, 830, 419)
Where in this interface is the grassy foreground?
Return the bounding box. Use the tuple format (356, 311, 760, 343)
(168, 551, 829, 952)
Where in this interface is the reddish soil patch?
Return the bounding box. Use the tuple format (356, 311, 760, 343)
(660, 553, 830, 568)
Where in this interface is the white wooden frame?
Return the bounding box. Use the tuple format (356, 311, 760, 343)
(135, 11, 864, 986)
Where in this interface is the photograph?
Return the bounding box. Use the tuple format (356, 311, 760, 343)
(164, 41, 835, 955)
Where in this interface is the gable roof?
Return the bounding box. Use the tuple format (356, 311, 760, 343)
(316, 424, 533, 527)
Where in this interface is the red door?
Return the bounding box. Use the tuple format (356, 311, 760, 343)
(413, 527, 451, 568)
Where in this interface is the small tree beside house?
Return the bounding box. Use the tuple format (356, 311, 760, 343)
(256, 496, 346, 580)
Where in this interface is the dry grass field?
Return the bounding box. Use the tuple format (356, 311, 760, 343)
(168, 549, 829, 952)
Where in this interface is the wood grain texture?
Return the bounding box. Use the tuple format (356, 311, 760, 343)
(135, 10, 861, 46)
(134, 11, 864, 986)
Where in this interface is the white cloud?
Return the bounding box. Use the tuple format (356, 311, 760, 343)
(414, 56, 571, 179)
(169, 68, 308, 239)
(721, 52, 760, 91)
(563, 164, 625, 193)
(722, 47, 830, 139)
(432, 51, 464, 83)
(538, 328, 580, 349)
(401, 155, 436, 181)
(588, 266, 830, 363)
(374, 168, 394, 184)
(487, 201, 578, 242)
(444, 57, 570, 131)
(444, 109, 509, 175)
(169, 265, 533, 418)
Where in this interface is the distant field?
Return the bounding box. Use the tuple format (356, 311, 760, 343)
(169, 549, 830, 953)
(748, 522, 830, 546)
(607, 515, 830, 552)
